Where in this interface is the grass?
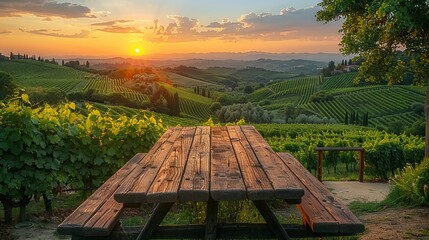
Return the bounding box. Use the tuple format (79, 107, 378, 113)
(348, 187, 408, 215)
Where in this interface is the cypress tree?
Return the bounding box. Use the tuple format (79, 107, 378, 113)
(86, 61, 90, 68)
(344, 112, 349, 125)
(356, 113, 359, 125)
(172, 92, 180, 116)
(9, 52, 13, 60)
(62, 60, 64, 65)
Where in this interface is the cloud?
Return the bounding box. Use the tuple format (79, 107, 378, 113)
(91, 20, 133, 26)
(19, 28, 91, 38)
(148, 6, 342, 42)
(0, 30, 12, 34)
(0, 0, 96, 18)
(148, 15, 202, 42)
(91, 20, 143, 33)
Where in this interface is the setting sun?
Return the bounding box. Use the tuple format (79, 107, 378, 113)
(135, 48, 140, 53)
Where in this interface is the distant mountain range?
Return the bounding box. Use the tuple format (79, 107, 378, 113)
(55, 52, 352, 73)
(59, 51, 347, 64)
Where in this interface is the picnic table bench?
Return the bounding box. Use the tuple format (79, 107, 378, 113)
(58, 126, 364, 239)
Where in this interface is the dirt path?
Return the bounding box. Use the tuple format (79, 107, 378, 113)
(359, 208, 429, 239)
(323, 181, 429, 239)
(5, 181, 428, 239)
(323, 181, 391, 204)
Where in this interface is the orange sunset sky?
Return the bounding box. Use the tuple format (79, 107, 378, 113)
(0, 0, 343, 58)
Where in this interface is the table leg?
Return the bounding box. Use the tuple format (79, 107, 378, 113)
(253, 200, 291, 240)
(136, 202, 174, 240)
(205, 198, 219, 240)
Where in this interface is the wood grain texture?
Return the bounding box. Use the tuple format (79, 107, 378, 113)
(114, 128, 181, 203)
(240, 126, 304, 201)
(210, 126, 246, 201)
(277, 152, 364, 234)
(227, 126, 275, 200)
(179, 126, 211, 202)
(57, 153, 146, 236)
(146, 127, 196, 203)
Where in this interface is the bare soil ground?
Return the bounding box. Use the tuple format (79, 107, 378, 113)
(359, 207, 429, 239)
(2, 181, 428, 239)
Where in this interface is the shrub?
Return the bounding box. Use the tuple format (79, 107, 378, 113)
(243, 85, 254, 94)
(216, 103, 273, 123)
(209, 102, 222, 112)
(391, 158, 429, 205)
(364, 139, 405, 179)
(0, 71, 17, 100)
(310, 91, 334, 103)
(410, 102, 424, 115)
(28, 87, 66, 105)
(0, 100, 165, 223)
(406, 120, 425, 137)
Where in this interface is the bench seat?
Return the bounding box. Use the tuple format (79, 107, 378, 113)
(57, 153, 146, 237)
(277, 152, 365, 234)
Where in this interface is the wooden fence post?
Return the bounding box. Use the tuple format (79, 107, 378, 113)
(317, 150, 323, 182)
(314, 147, 365, 182)
(359, 150, 365, 182)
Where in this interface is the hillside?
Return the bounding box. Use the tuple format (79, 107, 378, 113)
(249, 72, 425, 128)
(0, 59, 213, 121)
(0, 59, 90, 93)
(1, 59, 425, 130)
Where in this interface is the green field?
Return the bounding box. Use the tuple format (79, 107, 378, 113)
(1, 59, 425, 129)
(248, 72, 425, 128)
(0, 59, 90, 92)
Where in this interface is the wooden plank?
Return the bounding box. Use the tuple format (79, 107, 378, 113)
(253, 200, 291, 240)
(210, 126, 246, 201)
(114, 127, 182, 203)
(278, 152, 364, 234)
(314, 147, 364, 151)
(240, 126, 304, 201)
(136, 202, 175, 240)
(179, 126, 211, 202)
(226, 126, 275, 200)
(146, 127, 196, 203)
(82, 194, 122, 236)
(57, 153, 147, 236)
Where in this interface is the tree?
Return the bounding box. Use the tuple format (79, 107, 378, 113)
(317, 0, 429, 157)
(86, 60, 90, 68)
(344, 112, 349, 125)
(328, 61, 335, 71)
(209, 102, 222, 112)
(9, 52, 13, 60)
(243, 85, 254, 94)
(172, 92, 180, 116)
(0, 71, 17, 99)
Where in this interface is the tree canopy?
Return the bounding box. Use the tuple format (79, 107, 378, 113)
(0, 71, 17, 99)
(317, 0, 429, 85)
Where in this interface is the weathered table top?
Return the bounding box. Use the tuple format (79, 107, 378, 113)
(114, 126, 304, 204)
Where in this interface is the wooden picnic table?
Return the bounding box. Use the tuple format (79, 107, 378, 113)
(114, 125, 304, 239)
(58, 126, 364, 240)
